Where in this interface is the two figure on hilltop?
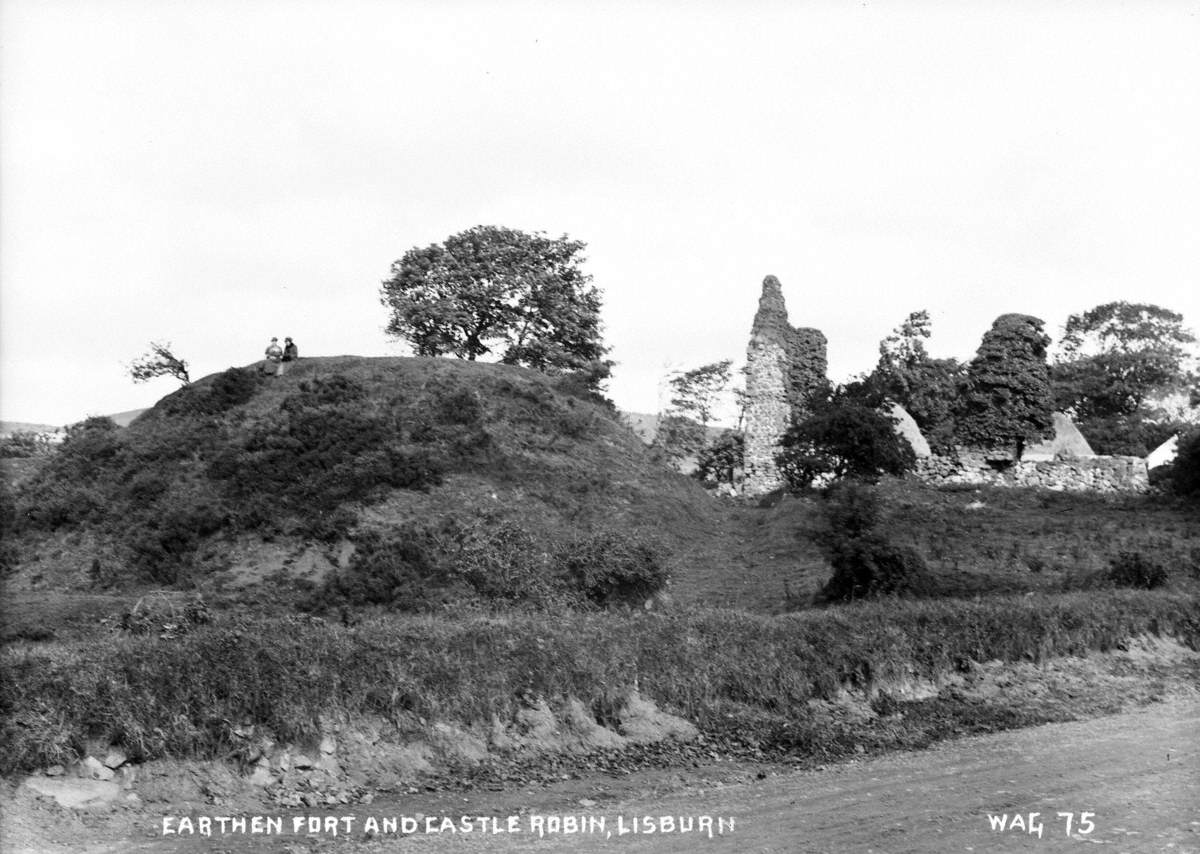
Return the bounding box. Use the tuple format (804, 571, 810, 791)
(263, 336, 299, 375)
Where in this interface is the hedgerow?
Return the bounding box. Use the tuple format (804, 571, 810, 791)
(2, 590, 1195, 774)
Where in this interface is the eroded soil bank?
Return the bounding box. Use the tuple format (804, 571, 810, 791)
(2, 637, 1197, 854)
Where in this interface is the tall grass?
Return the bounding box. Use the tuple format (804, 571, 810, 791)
(2, 590, 1196, 775)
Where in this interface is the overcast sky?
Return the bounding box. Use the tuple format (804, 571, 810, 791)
(3, 1, 1198, 426)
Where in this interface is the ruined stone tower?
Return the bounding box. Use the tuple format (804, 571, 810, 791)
(743, 276, 828, 495)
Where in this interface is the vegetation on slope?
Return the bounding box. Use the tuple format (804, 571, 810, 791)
(5, 357, 721, 603)
(2, 590, 1196, 776)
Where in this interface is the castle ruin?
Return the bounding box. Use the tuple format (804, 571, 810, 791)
(739, 275, 1150, 495)
(743, 276, 827, 494)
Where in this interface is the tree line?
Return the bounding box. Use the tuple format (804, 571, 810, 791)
(116, 223, 1198, 497)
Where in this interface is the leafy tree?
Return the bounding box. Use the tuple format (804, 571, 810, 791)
(668, 360, 733, 427)
(128, 341, 190, 386)
(1052, 302, 1196, 454)
(777, 393, 916, 490)
(653, 359, 734, 469)
(380, 225, 609, 379)
(1059, 301, 1195, 360)
(869, 310, 963, 451)
(954, 314, 1054, 453)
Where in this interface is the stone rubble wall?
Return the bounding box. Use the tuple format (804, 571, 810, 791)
(743, 336, 792, 494)
(916, 452, 1150, 493)
(743, 276, 828, 496)
(787, 327, 828, 411)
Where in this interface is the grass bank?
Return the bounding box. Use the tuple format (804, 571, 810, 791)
(3, 589, 1197, 776)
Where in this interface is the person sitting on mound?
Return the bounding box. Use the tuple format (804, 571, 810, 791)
(278, 337, 299, 374)
(263, 337, 283, 375)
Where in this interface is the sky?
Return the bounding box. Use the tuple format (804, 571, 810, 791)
(2, 1, 1199, 426)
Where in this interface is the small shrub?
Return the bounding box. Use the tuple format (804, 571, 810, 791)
(160, 366, 262, 416)
(817, 536, 930, 603)
(557, 532, 669, 607)
(1106, 551, 1168, 589)
(308, 526, 467, 612)
(124, 496, 226, 584)
(432, 386, 484, 426)
(289, 374, 366, 408)
(203, 367, 263, 413)
(814, 481, 931, 603)
(454, 520, 573, 607)
(555, 405, 594, 440)
(115, 594, 212, 638)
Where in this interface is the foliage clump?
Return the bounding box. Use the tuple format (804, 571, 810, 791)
(304, 521, 669, 613)
(0, 431, 54, 459)
(1105, 551, 1168, 590)
(159, 366, 262, 416)
(210, 375, 443, 532)
(9, 371, 514, 583)
(777, 391, 916, 490)
(695, 430, 744, 487)
(310, 526, 467, 613)
(954, 314, 1054, 453)
(557, 531, 669, 607)
(15, 417, 126, 529)
(813, 481, 930, 603)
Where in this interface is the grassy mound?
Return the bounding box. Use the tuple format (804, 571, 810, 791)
(6, 357, 728, 603)
(7, 356, 1199, 613)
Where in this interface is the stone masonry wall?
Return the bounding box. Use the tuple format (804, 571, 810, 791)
(916, 452, 1150, 493)
(739, 274, 1146, 496)
(743, 276, 827, 495)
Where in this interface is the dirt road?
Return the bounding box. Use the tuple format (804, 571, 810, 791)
(366, 698, 1200, 853)
(19, 697, 1192, 854)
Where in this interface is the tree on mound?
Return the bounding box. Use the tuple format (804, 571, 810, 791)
(128, 341, 190, 386)
(955, 313, 1054, 454)
(381, 225, 610, 381)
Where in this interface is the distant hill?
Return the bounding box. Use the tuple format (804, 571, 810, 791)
(0, 420, 60, 437)
(620, 411, 733, 445)
(106, 408, 148, 427)
(1, 407, 147, 437)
